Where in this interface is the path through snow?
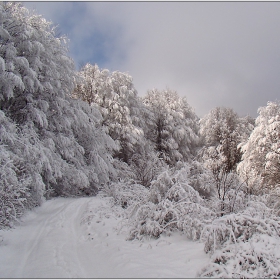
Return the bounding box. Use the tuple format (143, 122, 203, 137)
(0, 196, 210, 278)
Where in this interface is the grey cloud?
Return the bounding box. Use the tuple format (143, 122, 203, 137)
(23, 2, 280, 118)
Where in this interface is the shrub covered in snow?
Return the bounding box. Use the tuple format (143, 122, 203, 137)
(199, 233, 280, 278)
(176, 161, 216, 199)
(262, 186, 280, 216)
(198, 199, 280, 278)
(129, 145, 166, 187)
(99, 180, 149, 209)
(205, 180, 249, 218)
(127, 166, 215, 240)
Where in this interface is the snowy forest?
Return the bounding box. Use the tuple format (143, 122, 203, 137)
(1, 2, 280, 278)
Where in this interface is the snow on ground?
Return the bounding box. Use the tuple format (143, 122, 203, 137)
(0, 196, 210, 278)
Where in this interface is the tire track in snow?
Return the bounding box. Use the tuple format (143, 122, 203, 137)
(15, 197, 91, 278)
(16, 199, 71, 278)
(52, 197, 91, 278)
(0, 196, 210, 278)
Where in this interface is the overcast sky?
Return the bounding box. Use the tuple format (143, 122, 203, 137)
(24, 1, 280, 118)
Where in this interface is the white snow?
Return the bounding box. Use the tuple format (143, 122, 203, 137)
(0, 196, 210, 278)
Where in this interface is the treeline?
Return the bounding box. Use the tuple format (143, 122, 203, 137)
(1, 1, 280, 225)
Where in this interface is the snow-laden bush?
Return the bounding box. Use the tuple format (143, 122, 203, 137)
(205, 183, 249, 218)
(198, 199, 280, 278)
(99, 180, 149, 209)
(127, 166, 215, 240)
(199, 233, 280, 278)
(175, 161, 216, 199)
(191, 158, 250, 216)
(263, 186, 280, 216)
(129, 145, 166, 187)
(149, 161, 216, 203)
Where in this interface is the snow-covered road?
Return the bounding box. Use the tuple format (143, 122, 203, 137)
(0, 196, 209, 278)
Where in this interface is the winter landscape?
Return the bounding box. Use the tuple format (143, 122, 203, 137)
(1, 2, 280, 278)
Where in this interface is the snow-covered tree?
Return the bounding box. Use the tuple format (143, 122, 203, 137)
(0, 2, 117, 217)
(199, 107, 254, 215)
(129, 150, 165, 187)
(200, 107, 253, 173)
(238, 101, 280, 191)
(0, 112, 32, 228)
(73, 63, 147, 164)
(143, 88, 200, 165)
